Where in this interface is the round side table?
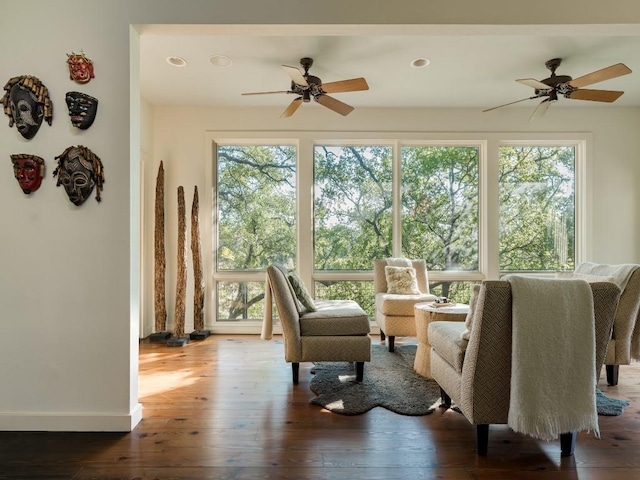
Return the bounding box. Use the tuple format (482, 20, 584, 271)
(414, 302, 469, 378)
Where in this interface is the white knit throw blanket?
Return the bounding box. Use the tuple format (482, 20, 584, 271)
(505, 275, 599, 441)
(576, 262, 639, 292)
(575, 262, 640, 360)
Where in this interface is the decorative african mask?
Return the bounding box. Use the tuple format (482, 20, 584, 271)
(53, 145, 105, 206)
(10, 154, 45, 194)
(1, 75, 53, 140)
(67, 51, 95, 84)
(65, 91, 98, 130)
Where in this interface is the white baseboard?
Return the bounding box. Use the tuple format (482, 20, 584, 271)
(0, 403, 143, 432)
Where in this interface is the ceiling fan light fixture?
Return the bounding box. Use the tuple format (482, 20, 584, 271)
(209, 54, 232, 67)
(411, 57, 431, 68)
(166, 56, 187, 67)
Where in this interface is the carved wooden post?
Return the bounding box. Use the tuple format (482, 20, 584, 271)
(169, 186, 188, 346)
(151, 161, 170, 341)
(190, 186, 209, 339)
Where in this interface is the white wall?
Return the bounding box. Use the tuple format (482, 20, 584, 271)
(0, 2, 139, 431)
(1, 0, 639, 431)
(149, 105, 640, 334)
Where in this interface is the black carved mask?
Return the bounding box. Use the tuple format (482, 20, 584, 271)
(9, 83, 44, 140)
(65, 92, 98, 130)
(56, 146, 96, 206)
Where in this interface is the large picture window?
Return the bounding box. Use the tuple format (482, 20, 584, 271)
(401, 145, 480, 271)
(314, 145, 393, 270)
(215, 144, 296, 321)
(499, 145, 575, 272)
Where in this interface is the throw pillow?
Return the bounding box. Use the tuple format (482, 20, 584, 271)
(461, 283, 481, 341)
(384, 266, 420, 295)
(288, 270, 318, 312)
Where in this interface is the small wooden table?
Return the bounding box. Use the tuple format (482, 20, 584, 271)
(414, 302, 469, 378)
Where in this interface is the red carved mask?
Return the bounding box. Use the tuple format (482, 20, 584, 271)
(67, 52, 95, 84)
(11, 154, 45, 194)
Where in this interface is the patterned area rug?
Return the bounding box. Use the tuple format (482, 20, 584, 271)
(309, 344, 630, 416)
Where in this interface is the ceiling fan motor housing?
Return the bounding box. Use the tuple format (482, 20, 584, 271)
(541, 74, 573, 87)
(539, 57, 575, 95)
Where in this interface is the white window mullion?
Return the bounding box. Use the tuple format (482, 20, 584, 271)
(392, 140, 403, 256)
(485, 139, 500, 280)
(298, 136, 314, 287)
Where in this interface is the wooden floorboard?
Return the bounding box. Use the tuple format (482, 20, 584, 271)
(1, 335, 639, 479)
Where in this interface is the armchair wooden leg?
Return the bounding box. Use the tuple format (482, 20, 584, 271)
(476, 424, 489, 456)
(355, 362, 364, 382)
(560, 431, 577, 457)
(292, 362, 299, 385)
(388, 336, 395, 352)
(440, 387, 451, 408)
(606, 364, 619, 386)
(380, 330, 386, 341)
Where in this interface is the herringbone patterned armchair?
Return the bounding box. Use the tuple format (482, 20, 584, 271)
(573, 263, 640, 385)
(428, 279, 620, 456)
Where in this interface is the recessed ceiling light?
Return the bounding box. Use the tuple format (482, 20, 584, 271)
(411, 57, 431, 68)
(209, 54, 232, 67)
(166, 56, 187, 67)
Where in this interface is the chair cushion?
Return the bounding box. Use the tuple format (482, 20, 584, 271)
(429, 321, 468, 373)
(385, 266, 421, 294)
(376, 292, 437, 316)
(299, 300, 371, 336)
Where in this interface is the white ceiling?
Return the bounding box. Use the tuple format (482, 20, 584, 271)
(139, 30, 640, 115)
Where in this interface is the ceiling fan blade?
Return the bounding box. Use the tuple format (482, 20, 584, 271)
(315, 94, 354, 116)
(280, 97, 303, 118)
(516, 78, 551, 90)
(482, 95, 540, 112)
(320, 77, 369, 94)
(529, 98, 553, 121)
(567, 88, 624, 103)
(241, 90, 291, 96)
(282, 65, 309, 87)
(568, 63, 632, 89)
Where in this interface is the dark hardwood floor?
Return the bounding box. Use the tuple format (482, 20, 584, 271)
(1, 335, 639, 479)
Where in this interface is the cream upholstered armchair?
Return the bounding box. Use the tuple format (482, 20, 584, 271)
(571, 262, 640, 386)
(374, 259, 437, 351)
(428, 279, 620, 457)
(263, 264, 371, 384)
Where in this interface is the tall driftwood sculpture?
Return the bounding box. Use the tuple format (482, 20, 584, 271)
(191, 186, 206, 335)
(153, 161, 167, 337)
(172, 185, 188, 343)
